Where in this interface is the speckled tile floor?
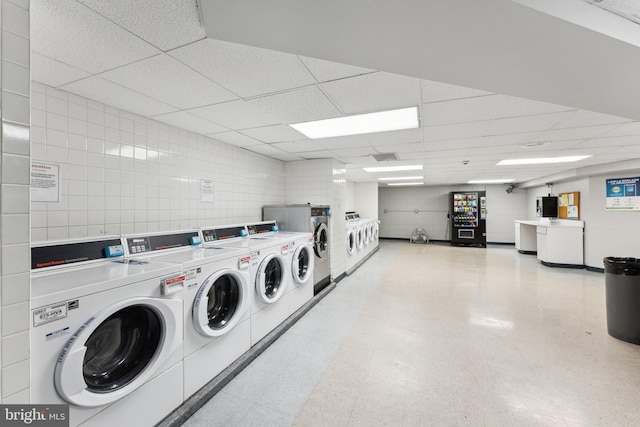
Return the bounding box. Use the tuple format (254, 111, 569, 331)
(182, 240, 640, 427)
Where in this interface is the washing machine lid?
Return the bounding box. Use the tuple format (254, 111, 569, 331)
(193, 268, 249, 337)
(54, 297, 181, 407)
(255, 253, 287, 303)
(292, 244, 314, 284)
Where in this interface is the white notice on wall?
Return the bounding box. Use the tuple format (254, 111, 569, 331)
(31, 162, 60, 203)
(200, 179, 214, 203)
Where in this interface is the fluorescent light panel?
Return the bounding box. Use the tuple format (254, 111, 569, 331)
(378, 176, 423, 181)
(363, 165, 423, 173)
(290, 107, 419, 139)
(467, 179, 515, 184)
(497, 155, 592, 165)
(387, 182, 424, 186)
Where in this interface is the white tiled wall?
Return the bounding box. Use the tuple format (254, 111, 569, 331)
(30, 83, 285, 241)
(284, 159, 348, 278)
(378, 185, 524, 243)
(1, 0, 31, 404)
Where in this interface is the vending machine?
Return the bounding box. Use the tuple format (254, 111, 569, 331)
(450, 191, 487, 247)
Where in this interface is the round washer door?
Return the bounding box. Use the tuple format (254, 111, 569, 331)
(292, 244, 314, 285)
(314, 223, 329, 259)
(346, 230, 355, 255)
(363, 225, 370, 244)
(255, 253, 287, 304)
(193, 269, 249, 337)
(54, 297, 181, 407)
(356, 227, 364, 249)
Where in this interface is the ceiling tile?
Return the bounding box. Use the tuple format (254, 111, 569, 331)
(598, 121, 640, 138)
(244, 143, 287, 156)
(271, 152, 305, 161)
(486, 111, 575, 135)
(371, 142, 423, 154)
(169, 38, 316, 98)
(421, 80, 493, 103)
(77, 0, 205, 51)
(330, 147, 376, 157)
(496, 95, 574, 117)
(61, 77, 176, 117)
(151, 111, 228, 135)
(240, 125, 306, 143)
(421, 95, 504, 126)
(580, 135, 640, 148)
(316, 135, 371, 150)
(207, 131, 263, 148)
(101, 54, 237, 109)
(299, 56, 374, 82)
(423, 121, 491, 142)
(189, 100, 280, 130)
(552, 110, 632, 129)
(321, 72, 421, 114)
(248, 86, 342, 124)
(271, 140, 327, 153)
(31, 52, 90, 87)
(538, 124, 621, 142)
(297, 151, 335, 159)
(366, 128, 423, 146)
(32, 0, 160, 74)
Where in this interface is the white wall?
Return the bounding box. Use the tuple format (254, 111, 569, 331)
(378, 184, 525, 243)
(354, 182, 378, 220)
(526, 173, 640, 269)
(30, 83, 285, 241)
(1, 0, 31, 403)
(285, 159, 348, 279)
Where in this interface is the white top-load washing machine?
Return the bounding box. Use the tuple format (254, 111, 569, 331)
(123, 229, 252, 400)
(30, 237, 185, 427)
(246, 221, 315, 318)
(201, 224, 291, 346)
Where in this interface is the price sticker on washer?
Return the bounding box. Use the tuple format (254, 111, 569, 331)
(250, 251, 260, 265)
(33, 302, 68, 327)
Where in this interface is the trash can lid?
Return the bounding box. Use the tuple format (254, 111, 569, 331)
(604, 257, 640, 275)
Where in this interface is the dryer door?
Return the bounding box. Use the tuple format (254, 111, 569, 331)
(255, 253, 287, 304)
(193, 269, 249, 337)
(346, 230, 355, 255)
(356, 227, 364, 249)
(54, 297, 181, 407)
(314, 223, 329, 259)
(292, 244, 314, 285)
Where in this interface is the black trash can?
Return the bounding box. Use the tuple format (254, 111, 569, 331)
(604, 257, 640, 344)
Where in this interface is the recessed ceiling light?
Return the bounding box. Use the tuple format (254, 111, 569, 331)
(363, 165, 423, 173)
(378, 176, 424, 181)
(387, 182, 424, 186)
(497, 155, 592, 165)
(467, 179, 515, 184)
(289, 107, 419, 139)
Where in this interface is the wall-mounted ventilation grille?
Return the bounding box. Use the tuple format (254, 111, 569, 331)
(371, 153, 399, 162)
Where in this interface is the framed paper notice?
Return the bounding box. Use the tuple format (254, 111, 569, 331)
(200, 179, 214, 203)
(31, 162, 60, 203)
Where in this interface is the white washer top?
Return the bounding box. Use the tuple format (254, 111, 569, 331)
(129, 245, 251, 269)
(31, 258, 182, 306)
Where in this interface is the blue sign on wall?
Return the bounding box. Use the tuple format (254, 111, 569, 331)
(606, 176, 640, 211)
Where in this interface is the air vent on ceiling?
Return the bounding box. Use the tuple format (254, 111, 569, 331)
(371, 153, 399, 162)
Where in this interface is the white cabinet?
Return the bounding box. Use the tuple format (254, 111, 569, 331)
(515, 220, 584, 267)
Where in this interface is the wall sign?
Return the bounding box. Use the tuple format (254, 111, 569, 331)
(606, 176, 640, 211)
(200, 179, 214, 203)
(31, 162, 60, 203)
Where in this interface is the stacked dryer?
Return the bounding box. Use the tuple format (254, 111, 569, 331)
(123, 229, 252, 401)
(30, 237, 185, 427)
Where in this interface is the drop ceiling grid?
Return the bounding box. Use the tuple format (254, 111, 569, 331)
(168, 38, 318, 98)
(31, 52, 91, 87)
(239, 125, 307, 144)
(207, 131, 263, 148)
(320, 71, 422, 114)
(151, 111, 229, 135)
(99, 54, 238, 110)
(298, 55, 375, 82)
(188, 100, 280, 130)
(77, 0, 206, 51)
(247, 86, 343, 124)
(32, 0, 160, 74)
(61, 77, 177, 117)
(420, 79, 494, 103)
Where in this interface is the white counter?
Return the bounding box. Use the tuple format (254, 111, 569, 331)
(515, 220, 584, 267)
